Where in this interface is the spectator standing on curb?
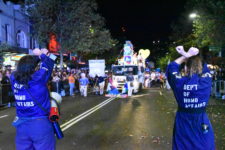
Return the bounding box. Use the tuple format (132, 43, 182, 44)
(1, 70, 11, 84)
(2, 70, 14, 106)
(68, 73, 75, 96)
(61, 72, 68, 96)
(93, 75, 99, 95)
(52, 72, 62, 94)
(79, 73, 89, 97)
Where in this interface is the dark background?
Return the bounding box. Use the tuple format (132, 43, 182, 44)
(7, 0, 188, 60)
(97, 0, 187, 50)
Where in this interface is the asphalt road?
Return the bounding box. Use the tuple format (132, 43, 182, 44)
(0, 88, 224, 150)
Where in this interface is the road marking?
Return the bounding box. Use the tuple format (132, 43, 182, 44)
(60, 97, 115, 128)
(61, 97, 116, 131)
(159, 91, 162, 95)
(132, 94, 150, 98)
(0, 115, 8, 119)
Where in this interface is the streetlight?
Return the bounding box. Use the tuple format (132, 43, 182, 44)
(189, 13, 199, 32)
(189, 13, 198, 19)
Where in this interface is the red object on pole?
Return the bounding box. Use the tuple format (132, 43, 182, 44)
(48, 33, 60, 53)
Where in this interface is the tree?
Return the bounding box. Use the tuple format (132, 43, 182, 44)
(170, 0, 225, 50)
(188, 0, 225, 49)
(159, 0, 225, 69)
(25, 0, 117, 68)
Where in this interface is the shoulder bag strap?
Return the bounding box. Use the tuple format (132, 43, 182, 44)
(25, 85, 49, 114)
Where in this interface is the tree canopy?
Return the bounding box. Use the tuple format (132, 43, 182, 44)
(25, 0, 117, 54)
(158, 0, 225, 69)
(170, 0, 225, 49)
(189, 0, 225, 48)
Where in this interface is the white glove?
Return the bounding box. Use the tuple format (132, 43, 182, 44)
(187, 47, 199, 57)
(41, 48, 49, 56)
(176, 46, 184, 54)
(176, 46, 191, 58)
(32, 48, 42, 56)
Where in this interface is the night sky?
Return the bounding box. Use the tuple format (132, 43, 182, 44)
(97, 0, 187, 50)
(9, 0, 187, 53)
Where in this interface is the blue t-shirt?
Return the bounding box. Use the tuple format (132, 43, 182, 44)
(79, 78, 89, 86)
(10, 54, 55, 118)
(166, 62, 215, 150)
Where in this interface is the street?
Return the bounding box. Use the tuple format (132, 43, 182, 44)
(0, 88, 224, 150)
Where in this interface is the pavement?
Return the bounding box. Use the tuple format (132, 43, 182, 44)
(0, 88, 224, 150)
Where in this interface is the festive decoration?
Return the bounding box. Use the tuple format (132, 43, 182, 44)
(137, 49, 150, 68)
(123, 41, 134, 65)
(138, 49, 150, 60)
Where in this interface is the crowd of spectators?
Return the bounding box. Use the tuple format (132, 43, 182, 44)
(1, 64, 222, 106)
(144, 70, 166, 88)
(0, 67, 111, 107)
(48, 68, 109, 97)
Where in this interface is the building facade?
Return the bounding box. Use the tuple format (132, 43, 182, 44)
(0, 0, 32, 48)
(0, 0, 38, 69)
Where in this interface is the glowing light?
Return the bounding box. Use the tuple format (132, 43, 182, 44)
(189, 13, 198, 19)
(48, 33, 60, 53)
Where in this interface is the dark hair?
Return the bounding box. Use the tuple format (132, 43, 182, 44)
(14, 55, 40, 85)
(3, 69, 11, 77)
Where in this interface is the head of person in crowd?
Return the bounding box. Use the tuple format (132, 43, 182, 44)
(63, 71, 67, 75)
(58, 71, 62, 77)
(4, 69, 11, 78)
(69, 72, 74, 76)
(108, 72, 112, 78)
(62, 72, 67, 78)
(81, 73, 86, 78)
(184, 55, 203, 77)
(14, 55, 40, 85)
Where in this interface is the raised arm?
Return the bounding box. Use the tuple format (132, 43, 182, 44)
(174, 46, 199, 65)
(166, 46, 199, 89)
(174, 56, 187, 65)
(32, 48, 56, 83)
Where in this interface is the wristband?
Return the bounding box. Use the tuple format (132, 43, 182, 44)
(49, 54, 57, 61)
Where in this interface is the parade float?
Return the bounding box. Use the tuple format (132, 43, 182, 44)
(110, 41, 150, 95)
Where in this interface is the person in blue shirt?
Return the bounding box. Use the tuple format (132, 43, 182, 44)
(10, 48, 56, 150)
(166, 46, 215, 150)
(79, 73, 89, 97)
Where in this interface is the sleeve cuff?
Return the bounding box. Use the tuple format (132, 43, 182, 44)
(170, 61, 180, 67)
(39, 54, 47, 60)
